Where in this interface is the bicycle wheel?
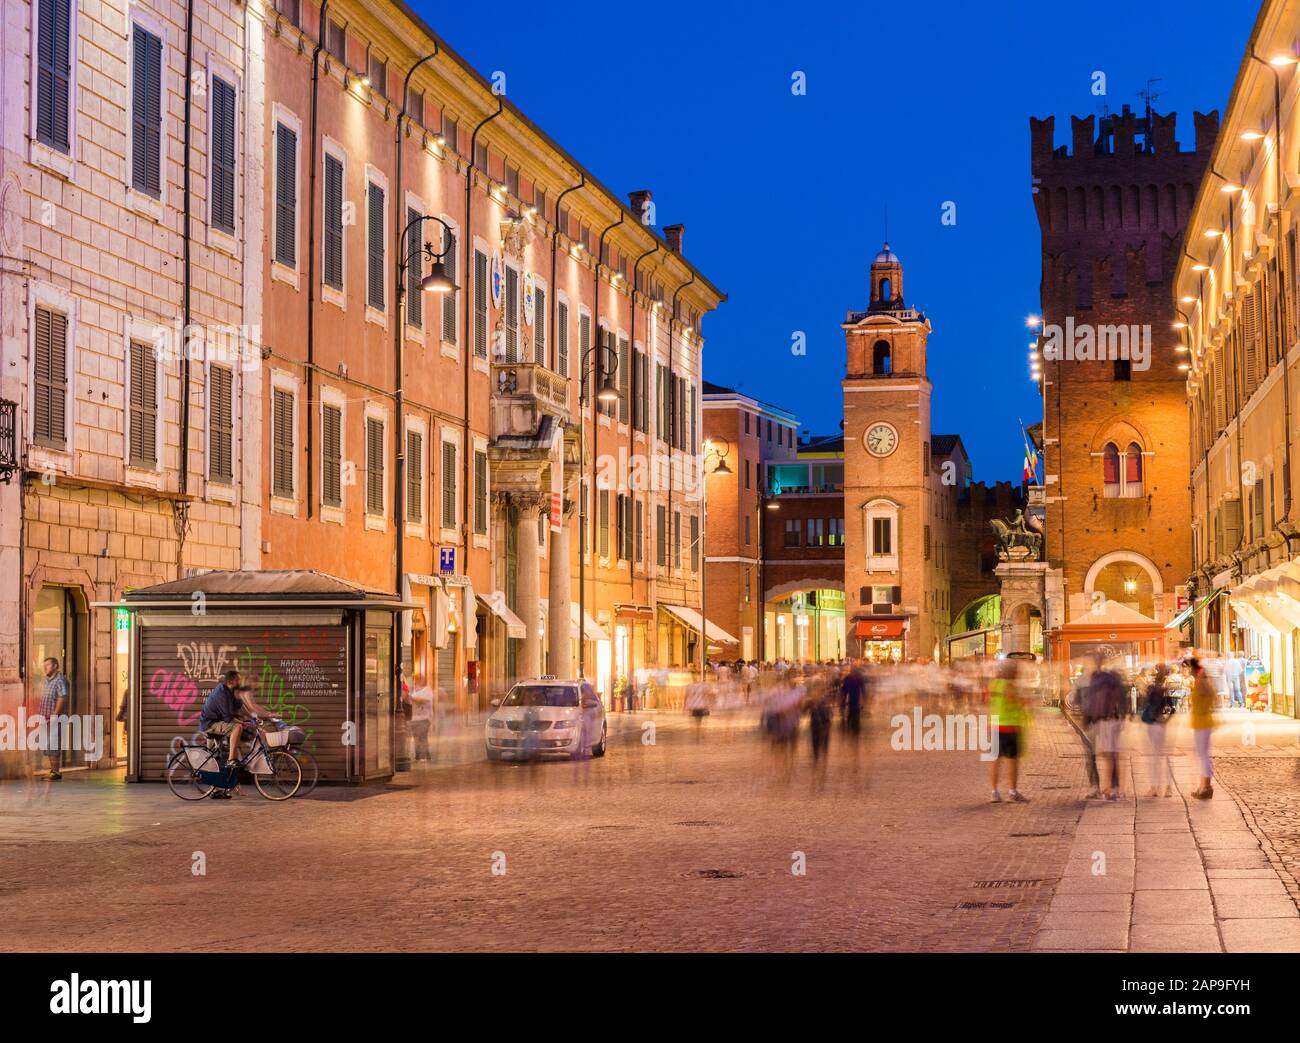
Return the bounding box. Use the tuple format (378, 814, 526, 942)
(291, 748, 319, 795)
(253, 749, 302, 801)
(166, 749, 217, 801)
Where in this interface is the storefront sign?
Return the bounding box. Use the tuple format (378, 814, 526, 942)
(439, 547, 456, 575)
(114, 607, 132, 631)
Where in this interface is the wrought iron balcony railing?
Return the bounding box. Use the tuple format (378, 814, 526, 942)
(0, 400, 16, 484)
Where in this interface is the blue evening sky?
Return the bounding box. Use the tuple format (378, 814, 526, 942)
(413, 0, 1258, 482)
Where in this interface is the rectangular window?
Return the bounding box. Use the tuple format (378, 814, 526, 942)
(441, 440, 457, 529)
(368, 52, 387, 99)
(504, 266, 519, 361)
(534, 286, 547, 365)
(272, 387, 295, 497)
(32, 306, 68, 450)
(131, 25, 163, 198)
(673, 511, 682, 568)
(557, 301, 570, 377)
(615, 494, 629, 562)
(274, 0, 300, 25)
(321, 403, 342, 507)
(474, 449, 488, 535)
(274, 121, 297, 267)
(579, 312, 591, 399)
(441, 113, 458, 154)
(210, 76, 237, 233)
(365, 417, 384, 516)
(806, 518, 824, 547)
(441, 228, 458, 344)
(405, 206, 422, 328)
(690, 515, 700, 572)
(409, 91, 424, 129)
(127, 340, 157, 468)
(323, 152, 344, 290)
(209, 365, 234, 483)
(872, 517, 892, 556)
(634, 499, 643, 563)
(829, 517, 844, 546)
(923, 524, 931, 561)
(473, 249, 488, 358)
(35, 0, 73, 153)
(618, 335, 630, 424)
(406, 429, 422, 523)
(656, 504, 667, 566)
(784, 519, 801, 548)
(326, 19, 346, 64)
(367, 181, 385, 311)
(598, 490, 610, 559)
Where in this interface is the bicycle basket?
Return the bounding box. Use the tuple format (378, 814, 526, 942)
(286, 725, 306, 745)
(263, 729, 291, 748)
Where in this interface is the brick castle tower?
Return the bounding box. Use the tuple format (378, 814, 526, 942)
(1030, 105, 1217, 636)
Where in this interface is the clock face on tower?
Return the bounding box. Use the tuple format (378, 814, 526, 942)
(864, 422, 898, 458)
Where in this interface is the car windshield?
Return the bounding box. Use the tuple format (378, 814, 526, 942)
(502, 685, 578, 708)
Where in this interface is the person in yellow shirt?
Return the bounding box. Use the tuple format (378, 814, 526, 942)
(989, 659, 1030, 803)
(1187, 657, 1217, 799)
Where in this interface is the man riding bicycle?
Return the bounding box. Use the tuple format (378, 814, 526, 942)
(199, 671, 272, 796)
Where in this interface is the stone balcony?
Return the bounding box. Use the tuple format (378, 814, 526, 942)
(490, 361, 572, 440)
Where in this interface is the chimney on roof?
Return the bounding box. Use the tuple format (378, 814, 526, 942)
(664, 223, 684, 254)
(628, 189, 653, 225)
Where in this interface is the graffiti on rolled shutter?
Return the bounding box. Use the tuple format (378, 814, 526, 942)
(139, 625, 349, 782)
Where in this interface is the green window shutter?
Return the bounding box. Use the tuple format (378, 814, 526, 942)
(504, 266, 519, 361)
(440, 230, 458, 344)
(211, 76, 237, 233)
(557, 301, 569, 377)
(441, 440, 457, 528)
(534, 286, 547, 365)
(474, 450, 488, 534)
(274, 123, 297, 266)
(131, 26, 163, 198)
(365, 417, 384, 515)
(36, 0, 73, 152)
(209, 365, 233, 482)
(405, 207, 423, 328)
(473, 249, 488, 358)
(406, 429, 422, 522)
(367, 182, 385, 311)
(272, 388, 294, 496)
(323, 154, 344, 289)
(128, 340, 157, 468)
(33, 306, 68, 449)
(321, 403, 342, 507)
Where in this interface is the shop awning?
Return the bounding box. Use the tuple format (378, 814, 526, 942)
(854, 618, 906, 640)
(478, 592, 527, 639)
(539, 599, 609, 642)
(1165, 589, 1222, 631)
(659, 603, 739, 644)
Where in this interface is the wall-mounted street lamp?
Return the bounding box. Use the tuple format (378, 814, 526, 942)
(397, 213, 458, 300)
(697, 438, 733, 680)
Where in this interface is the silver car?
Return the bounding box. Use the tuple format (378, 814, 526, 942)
(485, 678, 607, 761)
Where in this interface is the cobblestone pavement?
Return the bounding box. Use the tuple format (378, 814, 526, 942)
(0, 703, 1295, 952)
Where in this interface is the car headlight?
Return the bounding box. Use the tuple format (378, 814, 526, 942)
(552, 720, 574, 729)
(489, 718, 510, 729)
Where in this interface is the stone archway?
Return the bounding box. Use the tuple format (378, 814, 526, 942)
(1083, 549, 1164, 619)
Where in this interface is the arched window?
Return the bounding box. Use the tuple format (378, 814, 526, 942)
(872, 339, 892, 375)
(1102, 440, 1143, 497)
(879, 277, 891, 302)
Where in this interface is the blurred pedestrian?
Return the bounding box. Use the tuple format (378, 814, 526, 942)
(1090, 661, 1127, 800)
(1140, 664, 1175, 797)
(1188, 657, 1217, 799)
(989, 660, 1029, 802)
(409, 673, 434, 762)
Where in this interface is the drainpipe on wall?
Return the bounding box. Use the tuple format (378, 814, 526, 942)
(175, 0, 195, 577)
(462, 100, 504, 685)
(667, 270, 694, 664)
(551, 175, 585, 375)
(304, 0, 329, 521)
(630, 241, 659, 610)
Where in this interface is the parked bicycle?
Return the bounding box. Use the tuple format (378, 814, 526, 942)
(166, 716, 301, 801)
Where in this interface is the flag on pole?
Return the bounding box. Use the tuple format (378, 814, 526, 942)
(1019, 419, 1039, 484)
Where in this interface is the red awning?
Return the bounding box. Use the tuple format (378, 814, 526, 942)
(855, 619, 905, 640)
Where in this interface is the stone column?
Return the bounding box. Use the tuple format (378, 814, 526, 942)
(517, 495, 544, 680)
(547, 507, 573, 680)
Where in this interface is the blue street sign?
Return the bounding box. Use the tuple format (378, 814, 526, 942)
(439, 547, 456, 574)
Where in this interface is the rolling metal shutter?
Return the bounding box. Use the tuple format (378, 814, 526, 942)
(138, 624, 349, 782)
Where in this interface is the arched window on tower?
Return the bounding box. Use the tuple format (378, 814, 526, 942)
(872, 340, 892, 375)
(1102, 440, 1143, 498)
(879, 277, 892, 303)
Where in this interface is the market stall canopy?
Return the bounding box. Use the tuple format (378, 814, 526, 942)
(539, 599, 609, 642)
(478, 592, 527, 639)
(854, 618, 906, 639)
(659, 603, 738, 644)
(1065, 599, 1156, 627)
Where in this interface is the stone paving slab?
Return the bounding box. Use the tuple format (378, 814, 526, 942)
(1130, 924, 1223, 952)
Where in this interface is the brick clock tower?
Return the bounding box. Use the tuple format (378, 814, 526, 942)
(843, 244, 951, 661)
